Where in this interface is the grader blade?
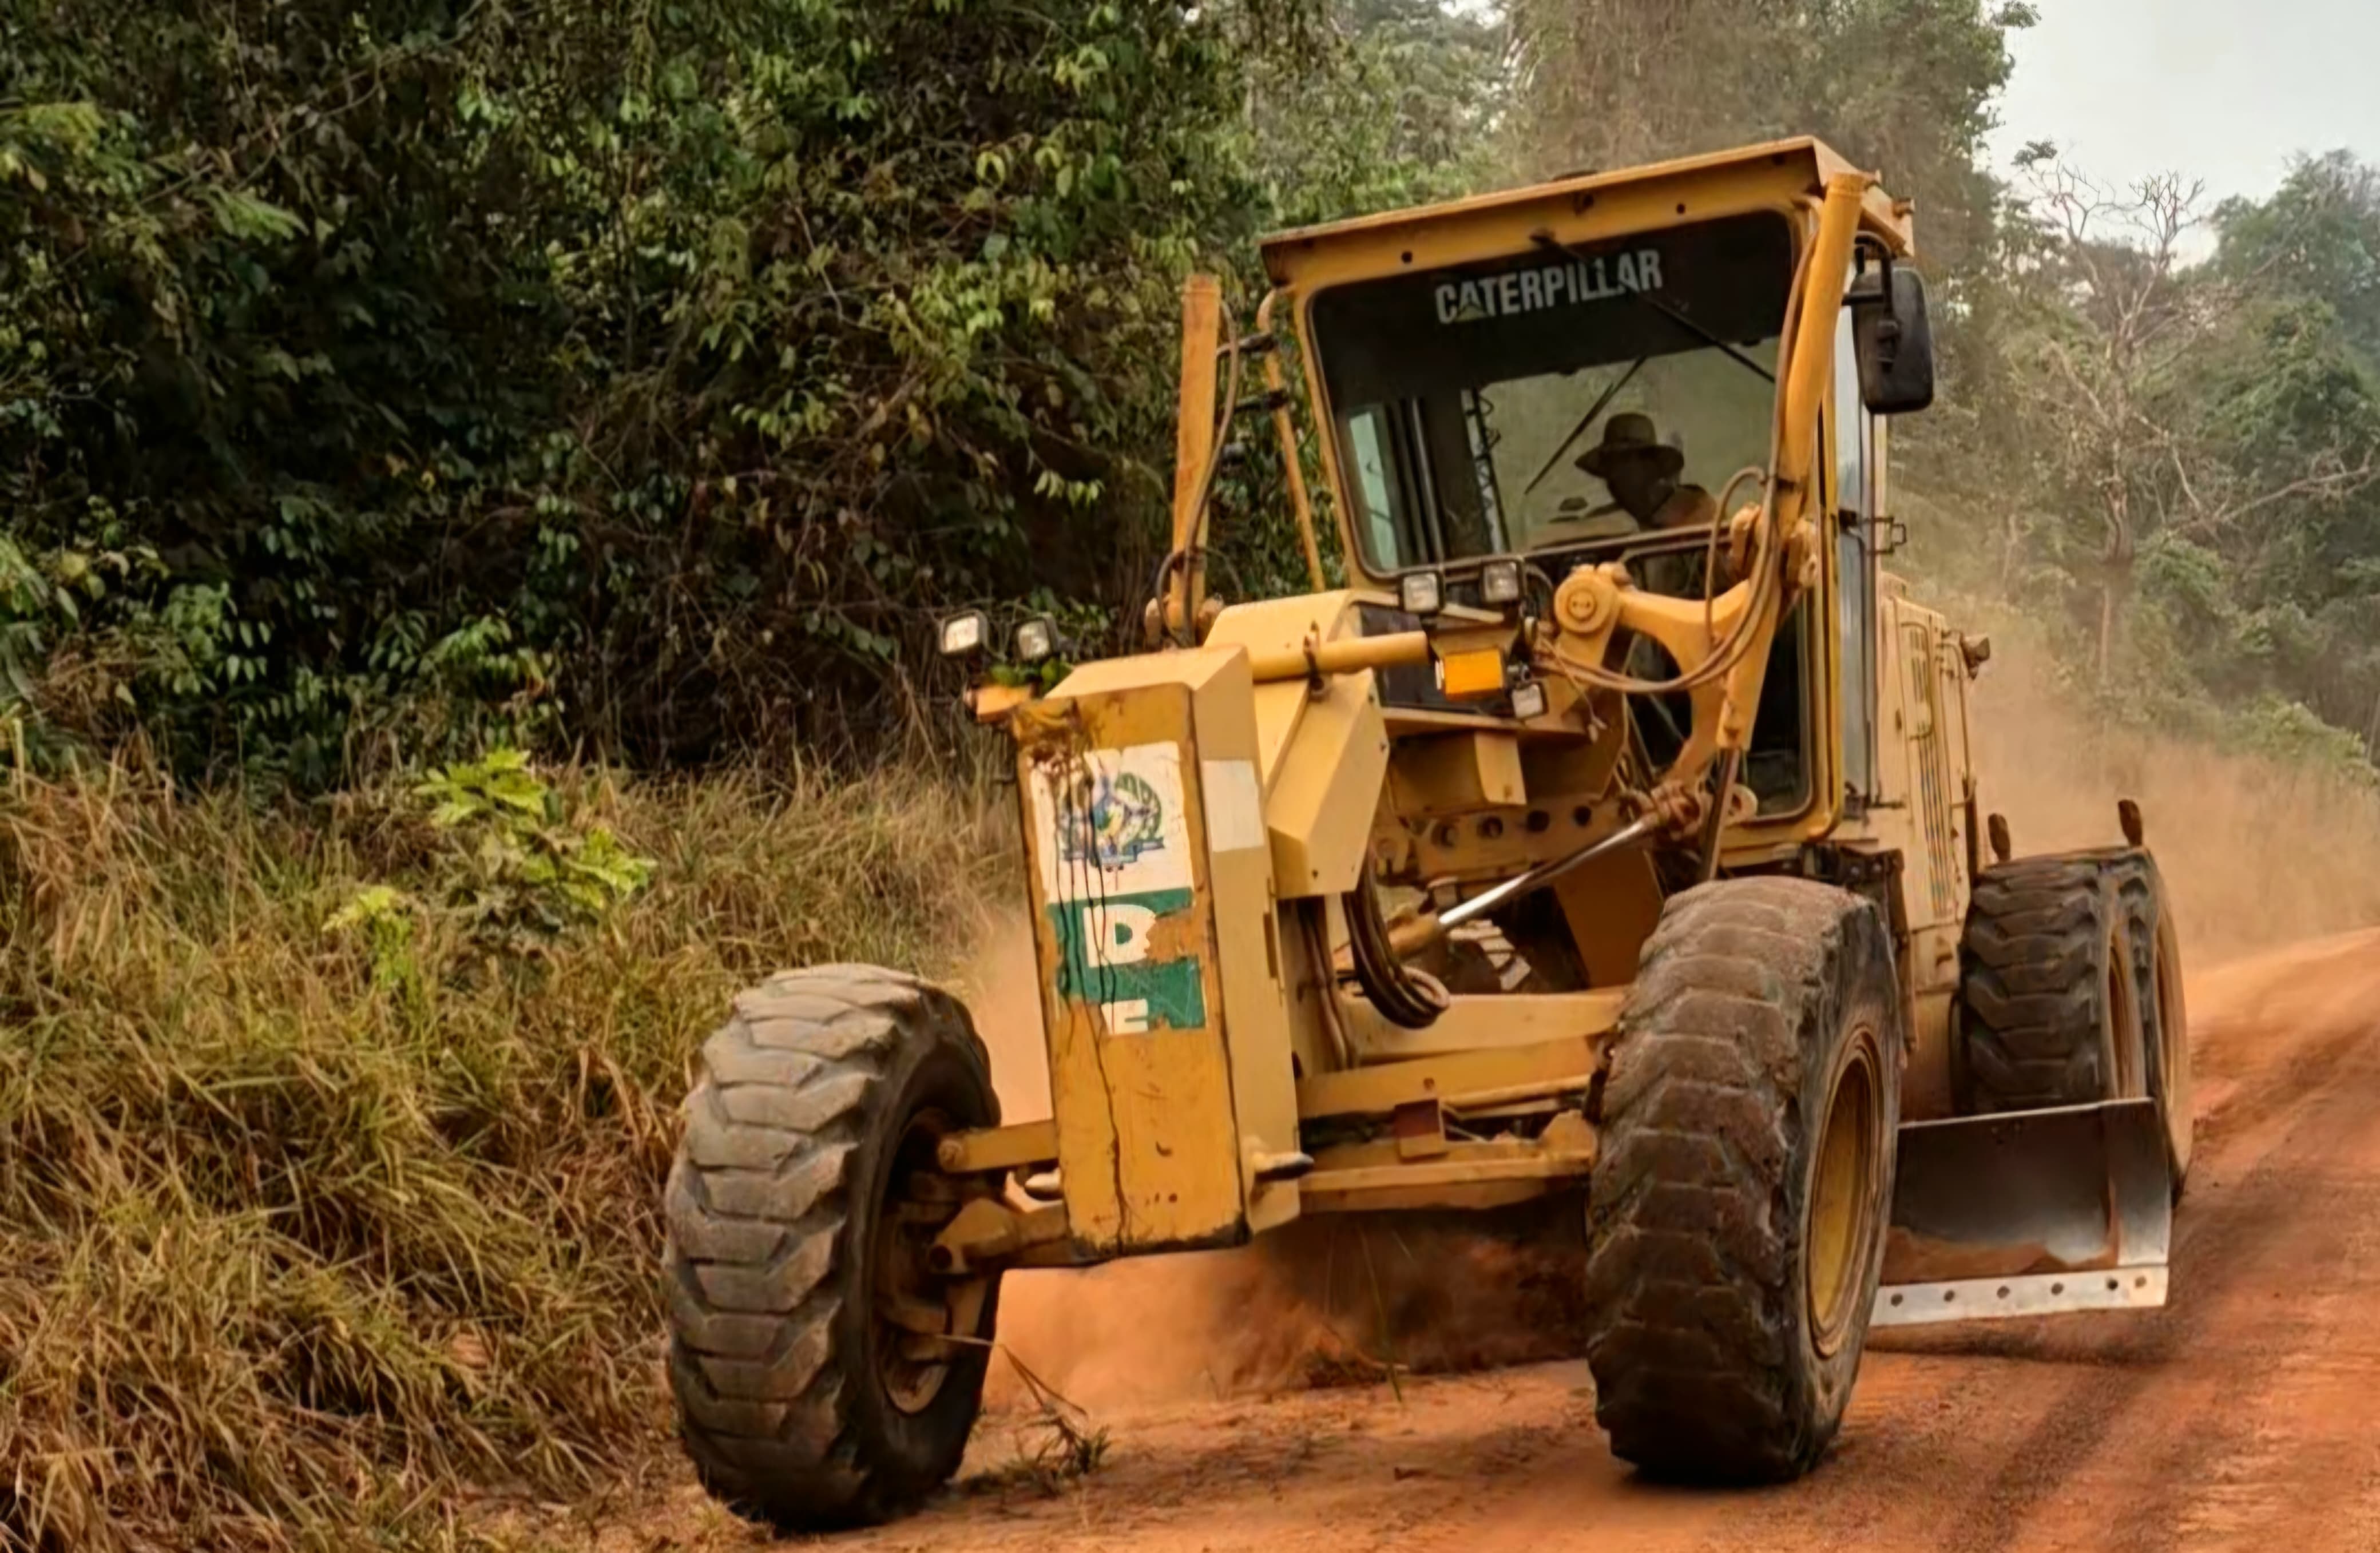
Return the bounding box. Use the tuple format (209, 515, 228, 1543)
(1871, 1098, 2173, 1328)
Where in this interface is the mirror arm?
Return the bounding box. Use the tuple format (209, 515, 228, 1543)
(1847, 238, 1903, 374)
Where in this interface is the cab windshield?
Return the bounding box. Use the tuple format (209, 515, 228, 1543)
(1310, 211, 1794, 569)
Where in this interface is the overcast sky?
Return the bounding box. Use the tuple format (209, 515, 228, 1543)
(1990, 0, 2380, 210)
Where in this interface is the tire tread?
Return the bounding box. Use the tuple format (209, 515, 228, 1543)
(1955, 853, 2126, 1113)
(1584, 876, 1900, 1483)
(664, 967, 993, 1530)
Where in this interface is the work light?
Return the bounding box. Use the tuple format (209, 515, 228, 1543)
(1014, 615, 1058, 664)
(1480, 558, 1523, 606)
(938, 610, 990, 658)
(1399, 570, 1444, 617)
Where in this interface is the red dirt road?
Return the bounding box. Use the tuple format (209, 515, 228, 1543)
(631, 930, 2380, 1552)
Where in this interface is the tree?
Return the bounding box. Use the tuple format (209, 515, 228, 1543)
(2197, 152, 2380, 749)
(2002, 152, 2380, 684)
(2212, 151, 2380, 368)
(1251, 0, 1513, 228)
(0, 0, 1339, 780)
(1507, 0, 2032, 277)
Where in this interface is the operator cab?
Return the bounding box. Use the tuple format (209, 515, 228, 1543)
(1304, 209, 1815, 815)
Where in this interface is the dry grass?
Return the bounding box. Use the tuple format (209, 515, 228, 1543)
(967, 1353, 1113, 1499)
(0, 761, 1006, 1552)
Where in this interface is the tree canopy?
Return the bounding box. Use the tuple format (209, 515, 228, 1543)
(7, 0, 2380, 781)
(2, 0, 1332, 779)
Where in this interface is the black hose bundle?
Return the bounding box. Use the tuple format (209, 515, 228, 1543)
(1344, 872, 1451, 1029)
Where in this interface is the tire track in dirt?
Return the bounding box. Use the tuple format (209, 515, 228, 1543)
(2049, 938, 2380, 1552)
(1941, 1054, 2380, 1551)
(1732, 931, 2380, 1552)
(1958, 933, 2380, 1550)
(1951, 989, 2380, 1541)
(1347, 930, 2380, 1553)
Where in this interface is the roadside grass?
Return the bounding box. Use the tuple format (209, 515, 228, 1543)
(0, 760, 1005, 1551)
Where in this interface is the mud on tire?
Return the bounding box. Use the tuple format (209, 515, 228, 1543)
(1583, 876, 1904, 1483)
(664, 966, 1000, 1532)
(1954, 853, 2139, 1116)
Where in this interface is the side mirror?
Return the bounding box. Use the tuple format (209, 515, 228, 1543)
(1847, 261, 1935, 415)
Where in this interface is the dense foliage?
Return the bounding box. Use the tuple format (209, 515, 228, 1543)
(9, 0, 2380, 781)
(1, 0, 1338, 781)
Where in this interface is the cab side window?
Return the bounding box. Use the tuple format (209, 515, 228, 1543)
(1345, 407, 1408, 569)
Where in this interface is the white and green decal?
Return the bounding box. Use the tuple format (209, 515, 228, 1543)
(1029, 742, 1207, 1037)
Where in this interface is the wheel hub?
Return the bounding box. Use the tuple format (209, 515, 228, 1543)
(871, 1110, 975, 1414)
(1807, 1026, 1884, 1356)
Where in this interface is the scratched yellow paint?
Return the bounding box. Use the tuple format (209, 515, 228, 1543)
(1014, 646, 1300, 1254)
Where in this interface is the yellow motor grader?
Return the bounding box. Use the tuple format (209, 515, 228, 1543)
(660, 138, 2191, 1530)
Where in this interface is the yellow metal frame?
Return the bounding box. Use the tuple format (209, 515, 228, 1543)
(1259, 138, 1914, 273)
(931, 137, 1946, 1275)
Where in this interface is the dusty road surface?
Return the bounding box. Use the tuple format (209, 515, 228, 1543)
(622, 928, 2380, 1553)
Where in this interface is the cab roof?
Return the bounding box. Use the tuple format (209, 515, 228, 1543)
(1258, 137, 1915, 291)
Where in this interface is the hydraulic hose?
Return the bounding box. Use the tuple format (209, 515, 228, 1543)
(1345, 872, 1450, 1030)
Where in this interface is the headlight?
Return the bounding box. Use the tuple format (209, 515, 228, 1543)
(938, 610, 990, 658)
(1399, 569, 1444, 617)
(1480, 558, 1522, 606)
(1510, 679, 1548, 721)
(1014, 615, 1057, 664)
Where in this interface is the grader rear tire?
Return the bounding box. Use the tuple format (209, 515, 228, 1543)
(1583, 877, 1903, 1483)
(664, 967, 1000, 1532)
(2110, 852, 2193, 1195)
(1954, 854, 2139, 1116)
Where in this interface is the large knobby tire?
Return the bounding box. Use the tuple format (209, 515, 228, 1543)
(664, 966, 1001, 1532)
(1954, 854, 2141, 1115)
(1584, 876, 1904, 1483)
(2109, 852, 2192, 1195)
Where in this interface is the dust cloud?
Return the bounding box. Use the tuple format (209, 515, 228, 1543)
(958, 644, 2380, 1413)
(958, 916, 1590, 1411)
(1966, 639, 2380, 963)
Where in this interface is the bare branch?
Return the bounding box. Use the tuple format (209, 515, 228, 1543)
(2173, 451, 2380, 541)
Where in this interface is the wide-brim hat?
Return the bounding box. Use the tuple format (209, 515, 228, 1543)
(1577, 411, 1685, 480)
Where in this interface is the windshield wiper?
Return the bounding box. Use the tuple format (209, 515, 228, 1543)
(1529, 231, 1778, 386)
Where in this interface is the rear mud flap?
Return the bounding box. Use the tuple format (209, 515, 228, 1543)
(1872, 1098, 2173, 1329)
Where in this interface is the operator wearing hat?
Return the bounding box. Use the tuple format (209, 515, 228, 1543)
(1530, 412, 1730, 753)
(1529, 411, 1719, 549)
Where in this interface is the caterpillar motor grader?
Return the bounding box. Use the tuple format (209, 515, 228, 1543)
(660, 138, 2192, 1530)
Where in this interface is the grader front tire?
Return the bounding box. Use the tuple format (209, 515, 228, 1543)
(663, 967, 1001, 1532)
(1582, 877, 1903, 1483)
